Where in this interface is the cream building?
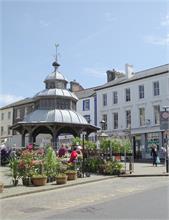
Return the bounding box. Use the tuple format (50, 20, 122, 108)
(0, 106, 13, 145)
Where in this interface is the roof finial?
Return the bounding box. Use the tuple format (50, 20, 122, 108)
(55, 43, 59, 62)
(52, 43, 60, 71)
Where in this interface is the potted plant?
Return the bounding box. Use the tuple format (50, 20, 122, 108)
(55, 173, 67, 184)
(44, 146, 59, 182)
(55, 160, 68, 184)
(9, 156, 20, 186)
(31, 174, 47, 186)
(65, 170, 77, 180)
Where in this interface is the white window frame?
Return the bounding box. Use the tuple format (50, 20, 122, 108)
(113, 91, 118, 104)
(153, 81, 160, 96)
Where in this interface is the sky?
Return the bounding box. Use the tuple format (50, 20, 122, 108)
(0, 0, 169, 107)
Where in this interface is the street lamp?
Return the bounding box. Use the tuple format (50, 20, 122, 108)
(100, 120, 106, 130)
(162, 106, 169, 173)
(82, 131, 87, 177)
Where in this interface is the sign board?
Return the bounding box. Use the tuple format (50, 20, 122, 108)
(160, 111, 169, 130)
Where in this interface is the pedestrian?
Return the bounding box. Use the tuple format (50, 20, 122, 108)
(151, 144, 159, 167)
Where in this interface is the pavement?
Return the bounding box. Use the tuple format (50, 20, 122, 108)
(0, 162, 168, 199)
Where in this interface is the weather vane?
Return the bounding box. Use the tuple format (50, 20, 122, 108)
(55, 43, 59, 62)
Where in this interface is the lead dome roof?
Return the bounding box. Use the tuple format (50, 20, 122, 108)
(44, 71, 68, 82)
(20, 109, 88, 125)
(34, 88, 78, 100)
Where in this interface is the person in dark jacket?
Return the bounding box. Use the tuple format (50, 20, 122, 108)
(151, 145, 158, 167)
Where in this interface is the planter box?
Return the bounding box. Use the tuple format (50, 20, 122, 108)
(66, 172, 77, 181)
(56, 176, 67, 184)
(31, 177, 47, 186)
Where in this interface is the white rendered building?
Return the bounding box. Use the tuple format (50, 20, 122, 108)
(76, 64, 169, 159)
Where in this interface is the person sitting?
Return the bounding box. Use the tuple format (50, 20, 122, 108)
(58, 144, 67, 157)
(69, 147, 78, 163)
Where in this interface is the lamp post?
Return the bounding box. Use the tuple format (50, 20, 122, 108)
(82, 131, 87, 177)
(162, 106, 169, 173)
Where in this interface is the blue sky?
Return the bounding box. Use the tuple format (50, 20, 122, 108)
(0, 0, 169, 107)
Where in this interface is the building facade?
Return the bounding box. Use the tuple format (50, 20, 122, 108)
(76, 64, 169, 158)
(0, 107, 13, 144)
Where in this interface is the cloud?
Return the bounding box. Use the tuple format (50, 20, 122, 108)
(144, 34, 169, 46)
(83, 67, 106, 78)
(161, 15, 169, 26)
(0, 94, 23, 107)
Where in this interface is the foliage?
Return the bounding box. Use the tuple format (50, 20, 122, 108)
(100, 138, 132, 154)
(99, 160, 123, 175)
(72, 137, 82, 146)
(9, 155, 20, 180)
(31, 174, 47, 178)
(72, 137, 96, 150)
(16, 148, 45, 178)
(84, 156, 104, 173)
(44, 146, 60, 176)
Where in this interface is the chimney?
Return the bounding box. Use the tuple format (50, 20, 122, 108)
(125, 64, 134, 79)
(70, 80, 84, 92)
(106, 69, 116, 82)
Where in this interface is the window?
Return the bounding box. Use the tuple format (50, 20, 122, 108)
(8, 126, 11, 135)
(102, 114, 107, 130)
(8, 112, 11, 120)
(139, 85, 144, 99)
(125, 88, 131, 102)
(113, 112, 118, 129)
(103, 94, 107, 106)
(113, 91, 118, 104)
(16, 109, 21, 119)
(139, 107, 145, 126)
(84, 115, 91, 123)
(49, 82, 55, 89)
(154, 105, 160, 124)
(83, 99, 90, 111)
(1, 127, 4, 136)
(153, 81, 160, 96)
(126, 110, 131, 128)
(1, 113, 4, 120)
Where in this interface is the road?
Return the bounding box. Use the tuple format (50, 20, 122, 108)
(1, 176, 169, 220)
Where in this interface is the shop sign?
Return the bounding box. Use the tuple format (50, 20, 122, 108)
(160, 111, 169, 130)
